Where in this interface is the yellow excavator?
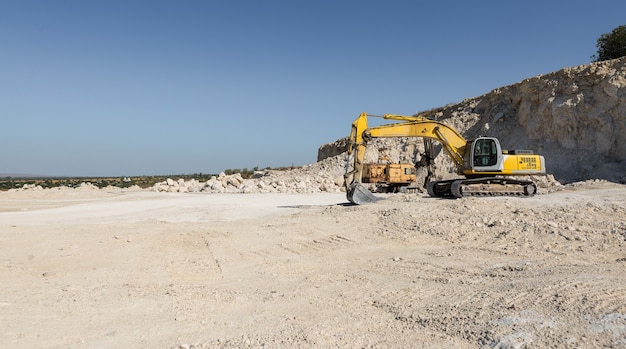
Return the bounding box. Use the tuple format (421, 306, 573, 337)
(344, 112, 546, 204)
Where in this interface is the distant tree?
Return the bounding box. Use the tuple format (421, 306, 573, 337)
(591, 25, 626, 62)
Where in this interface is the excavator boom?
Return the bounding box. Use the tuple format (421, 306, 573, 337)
(364, 118, 468, 166)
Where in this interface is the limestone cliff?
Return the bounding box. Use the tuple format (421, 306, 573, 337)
(320, 57, 626, 183)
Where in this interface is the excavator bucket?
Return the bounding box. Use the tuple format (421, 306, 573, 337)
(347, 182, 381, 205)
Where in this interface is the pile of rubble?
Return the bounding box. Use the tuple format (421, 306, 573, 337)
(150, 155, 565, 194)
(151, 155, 346, 194)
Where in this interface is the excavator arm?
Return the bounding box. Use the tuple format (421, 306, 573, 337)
(344, 112, 469, 202)
(364, 116, 468, 166)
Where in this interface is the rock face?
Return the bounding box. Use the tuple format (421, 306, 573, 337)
(317, 137, 349, 162)
(319, 57, 626, 184)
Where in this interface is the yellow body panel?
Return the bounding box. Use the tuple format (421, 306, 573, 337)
(462, 154, 545, 176)
(362, 164, 386, 183)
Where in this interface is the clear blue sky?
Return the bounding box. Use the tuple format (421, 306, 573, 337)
(1, 0, 624, 176)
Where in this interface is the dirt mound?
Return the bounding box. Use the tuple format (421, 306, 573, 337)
(320, 57, 626, 184)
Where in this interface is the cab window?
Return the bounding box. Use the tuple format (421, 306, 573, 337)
(473, 139, 498, 166)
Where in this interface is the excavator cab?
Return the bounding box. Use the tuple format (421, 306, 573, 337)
(467, 137, 504, 173)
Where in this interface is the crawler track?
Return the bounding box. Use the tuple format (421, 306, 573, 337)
(427, 177, 537, 198)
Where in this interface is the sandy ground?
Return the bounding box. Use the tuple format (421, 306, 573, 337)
(1, 183, 625, 348)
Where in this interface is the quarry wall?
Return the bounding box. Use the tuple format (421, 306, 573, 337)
(319, 57, 626, 184)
